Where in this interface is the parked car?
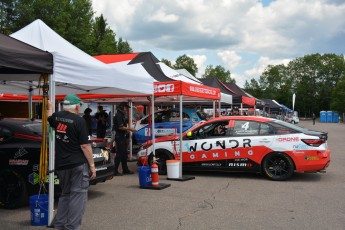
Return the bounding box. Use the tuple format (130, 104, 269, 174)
(137, 116, 330, 181)
(284, 115, 300, 124)
(0, 118, 114, 209)
(133, 108, 206, 145)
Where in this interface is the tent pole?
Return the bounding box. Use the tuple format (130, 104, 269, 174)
(151, 95, 155, 162)
(28, 86, 33, 119)
(48, 74, 55, 227)
(179, 95, 183, 178)
(218, 100, 221, 116)
(128, 100, 133, 160)
(213, 100, 216, 118)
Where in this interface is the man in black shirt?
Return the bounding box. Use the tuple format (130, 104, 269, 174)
(113, 102, 136, 176)
(94, 105, 108, 138)
(47, 94, 96, 230)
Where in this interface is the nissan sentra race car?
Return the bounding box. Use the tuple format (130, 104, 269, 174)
(137, 116, 330, 181)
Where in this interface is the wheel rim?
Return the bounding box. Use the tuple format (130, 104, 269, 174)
(264, 154, 293, 180)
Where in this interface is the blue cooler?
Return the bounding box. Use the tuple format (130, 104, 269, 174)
(320, 111, 326, 123)
(30, 194, 48, 226)
(138, 166, 152, 187)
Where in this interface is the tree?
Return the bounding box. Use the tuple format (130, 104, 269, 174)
(173, 54, 198, 76)
(201, 65, 235, 83)
(330, 74, 345, 113)
(161, 58, 173, 68)
(244, 78, 263, 99)
(91, 14, 116, 55)
(116, 37, 132, 54)
(7, 0, 94, 53)
(0, 0, 16, 34)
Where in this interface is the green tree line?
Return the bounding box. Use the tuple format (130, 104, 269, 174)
(244, 54, 345, 116)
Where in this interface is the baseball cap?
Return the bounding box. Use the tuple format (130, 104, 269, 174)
(63, 94, 83, 105)
(118, 102, 131, 109)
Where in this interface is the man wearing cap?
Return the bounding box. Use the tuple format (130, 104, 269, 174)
(47, 94, 96, 230)
(113, 102, 136, 176)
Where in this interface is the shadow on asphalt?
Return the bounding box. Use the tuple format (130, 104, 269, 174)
(182, 170, 324, 182)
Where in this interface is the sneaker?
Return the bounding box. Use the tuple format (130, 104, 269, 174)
(123, 170, 134, 175)
(114, 172, 123, 176)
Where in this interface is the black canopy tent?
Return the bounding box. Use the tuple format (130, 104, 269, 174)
(0, 33, 53, 75)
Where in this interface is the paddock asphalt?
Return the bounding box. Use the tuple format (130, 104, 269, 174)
(1, 119, 344, 230)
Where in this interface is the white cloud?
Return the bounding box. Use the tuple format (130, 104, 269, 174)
(92, 0, 345, 87)
(189, 54, 207, 77)
(243, 56, 291, 80)
(218, 51, 242, 69)
(147, 7, 179, 23)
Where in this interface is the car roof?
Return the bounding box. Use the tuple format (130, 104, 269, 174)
(0, 118, 42, 135)
(206, 116, 274, 122)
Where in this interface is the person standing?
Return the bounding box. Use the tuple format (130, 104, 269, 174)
(113, 102, 136, 176)
(94, 105, 108, 138)
(312, 113, 316, 125)
(47, 94, 96, 230)
(83, 108, 93, 137)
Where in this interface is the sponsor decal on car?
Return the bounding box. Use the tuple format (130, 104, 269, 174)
(305, 156, 320, 160)
(13, 147, 28, 159)
(277, 137, 299, 142)
(28, 172, 39, 185)
(9, 159, 29, 165)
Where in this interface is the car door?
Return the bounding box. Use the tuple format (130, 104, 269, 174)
(181, 120, 231, 170)
(227, 120, 275, 171)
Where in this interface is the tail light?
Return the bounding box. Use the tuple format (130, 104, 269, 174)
(302, 139, 325, 147)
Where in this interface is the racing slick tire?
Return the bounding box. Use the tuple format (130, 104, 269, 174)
(0, 169, 28, 209)
(291, 120, 295, 124)
(262, 152, 295, 181)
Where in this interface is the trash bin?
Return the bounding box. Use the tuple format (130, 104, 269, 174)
(320, 111, 326, 123)
(30, 194, 48, 226)
(166, 160, 180, 179)
(326, 111, 333, 123)
(333, 112, 339, 123)
(138, 166, 152, 187)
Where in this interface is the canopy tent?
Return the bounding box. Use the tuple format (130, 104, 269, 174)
(200, 78, 238, 104)
(3, 19, 154, 226)
(224, 82, 258, 106)
(175, 69, 202, 83)
(280, 104, 293, 113)
(7, 19, 153, 96)
(0, 33, 53, 76)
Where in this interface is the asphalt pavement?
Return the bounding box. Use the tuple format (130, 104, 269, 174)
(1, 119, 344, 230)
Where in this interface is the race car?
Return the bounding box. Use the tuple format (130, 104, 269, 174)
(0, 118, 114, 209)
(133, 108, 205, 145)
(137, 116, 330, 181)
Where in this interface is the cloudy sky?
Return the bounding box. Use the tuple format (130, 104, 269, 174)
(91, 0, 345, 87)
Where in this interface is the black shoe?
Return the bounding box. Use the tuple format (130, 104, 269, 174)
(123, 170, 134, 175)
(114, 172, 123, 176)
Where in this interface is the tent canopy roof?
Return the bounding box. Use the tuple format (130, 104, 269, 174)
(0, 33, 53, 76)
(5, 19, 153, 96)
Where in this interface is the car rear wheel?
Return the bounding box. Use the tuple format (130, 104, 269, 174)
(0, 170, 28, 209)
(291, 120, 295, 124)
(262, 152, 294, 181)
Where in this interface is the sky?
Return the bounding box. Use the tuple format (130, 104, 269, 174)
(91, 0, 345, 87)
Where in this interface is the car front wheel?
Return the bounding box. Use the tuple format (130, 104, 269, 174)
(262, 152, 294, 181)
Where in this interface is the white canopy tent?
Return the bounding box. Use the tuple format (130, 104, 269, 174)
(3, 19, 153, 226)
(4, 19, 153, 96)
